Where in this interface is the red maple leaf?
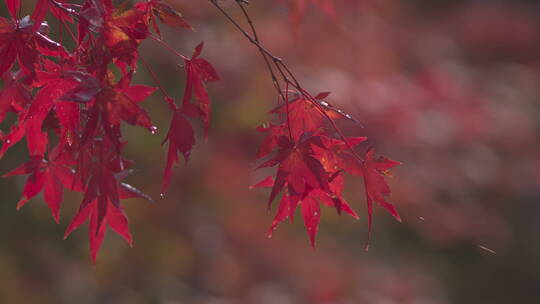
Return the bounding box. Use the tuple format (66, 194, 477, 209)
(3, 147, 79, 222)
(160, 43, 218, 194)
(64, 197, 133, 262)
(64, 140, 152, 262)
(258, 133, 327, 200)
(255, 87, 401, 246)
(61, 71, 156, 149)
(0, 71, 31, 123)
(361, 149, 402, 238)
(255, 129, 364, 245)
(161, 110, 195, 194)
(314, 134, 402, 239)
(0, 2, 67, 79)
(270, 93, 358, 141)
(180, 43, 220, 135)
(135, 0, 193, 37)
(255, 131, 333, 245)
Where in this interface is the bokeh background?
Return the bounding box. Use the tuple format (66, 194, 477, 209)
(1, 0, 540, 303)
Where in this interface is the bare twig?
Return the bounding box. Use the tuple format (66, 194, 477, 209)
(209, 0, 364, 161)
(139, 56, 177, 111)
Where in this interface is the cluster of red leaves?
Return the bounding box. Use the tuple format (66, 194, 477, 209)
(253, 91, 401, 246)
(0, 0, 217, 261)
(0, 0, 399, 260)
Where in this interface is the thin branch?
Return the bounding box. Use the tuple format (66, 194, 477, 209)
(232, 0, 292, 138)
(149, 35, 189, 61)
(210, 0, 364, 161)
(235, 0, 282, 96)
(209, 0, 282, 63)
(139, 56, 177, 111)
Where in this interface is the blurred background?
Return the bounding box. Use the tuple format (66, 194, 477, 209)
(1, 0, 540, 303)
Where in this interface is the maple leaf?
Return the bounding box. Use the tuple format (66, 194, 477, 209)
(100, 75, 156, 131)
(258, 133, 329, 205)
(270, 93, 358, 141)
(270, 98, 326, 140)
(160, 43, 218, 195)
(256, 84, 401, 246)
(315, 174, 359, 219)
(0, 5, 67, 80)
(76, 1, 149, 73)
(256, 123, 286, 159)
(61, 71, 156, 149)
(263, 177, 359, 246)
(64, 197, 133, 262)
(255, 132, 361, 245)
(181, 43, 220, 136)
(135, 0, 193, 37)
(0, 71, 31, 123)
(0, 64, 84, 158)
(256, 130, 359, 245)
(311, 134, 401, 239)
(104, 7, 149, 65)
(361, 149, 402, 238)
(161, 109, 195, 195)
(64, 141, 152, 262)
(312, 135, 367, 177)
(26, 70, 79, 124)
(3, 148, 79, 222)
(0, 108, 50, 158)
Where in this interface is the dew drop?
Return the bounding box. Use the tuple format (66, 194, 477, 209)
(159, 193, 165, 199)
(67, 133, 73, 146)
(267, 234, 272, 239)
(314, 212, 318, 216)
(5, 139, 11, 144)
(150, 126, 158, 134)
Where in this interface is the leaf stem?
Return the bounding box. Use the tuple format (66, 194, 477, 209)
(139, 55, 177, 111)
(149, 35, 189, 61)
